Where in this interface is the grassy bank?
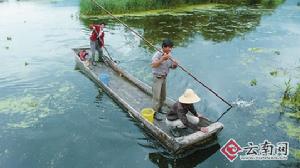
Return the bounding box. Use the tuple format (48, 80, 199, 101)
(80, 0, 285, 16)
(80, 3, 222, 19)
(80, 0, 218, 16)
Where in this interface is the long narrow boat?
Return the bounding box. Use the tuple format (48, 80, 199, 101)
(72, 47, 224, 155)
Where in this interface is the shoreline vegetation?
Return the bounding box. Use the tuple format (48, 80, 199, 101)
(80, 3, 224, 19)
(80, 0, 284, 17)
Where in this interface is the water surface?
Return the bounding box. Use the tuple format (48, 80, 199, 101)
(0, 0, 299, 167)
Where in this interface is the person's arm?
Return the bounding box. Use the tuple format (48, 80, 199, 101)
(189, 104, 198, 116)
(99, 32, 104, 47)
(178, 108, 208, 133)
(89, 24, 95, 30)
(151, 53, 170, 68)
(170, 59, 178, 69)
(177, 109, 199, 131)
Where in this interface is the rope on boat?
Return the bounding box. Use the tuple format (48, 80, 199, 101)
(90, 0, 233, 109)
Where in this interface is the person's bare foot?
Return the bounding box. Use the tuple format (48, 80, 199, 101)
(84, 60, 90, 66)
(200, 127, 208, 133)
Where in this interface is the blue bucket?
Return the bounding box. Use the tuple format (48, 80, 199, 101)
(99, 73, 110, 86)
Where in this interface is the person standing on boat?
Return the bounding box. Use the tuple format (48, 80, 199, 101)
(166, 89, 208, 133)
(89, 23, 105, 65)
(151, 38, 178, 119)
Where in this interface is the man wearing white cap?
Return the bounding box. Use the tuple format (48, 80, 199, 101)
(166, 89, 208, 133)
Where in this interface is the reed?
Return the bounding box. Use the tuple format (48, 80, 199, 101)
(80, 0, 164, 15)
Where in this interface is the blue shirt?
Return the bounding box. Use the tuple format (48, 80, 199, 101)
(152, 51, 173, 76)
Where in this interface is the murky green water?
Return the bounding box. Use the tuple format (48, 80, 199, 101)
(0, 0, 299, 167)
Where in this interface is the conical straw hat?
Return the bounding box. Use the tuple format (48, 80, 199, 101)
(179, 89, 201, 104)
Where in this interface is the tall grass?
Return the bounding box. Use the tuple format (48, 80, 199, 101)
(81, 0, 158, 15)
(80, 0, 285, 15)
(80, 0, 214, 15)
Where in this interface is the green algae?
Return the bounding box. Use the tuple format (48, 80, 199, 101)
(265, 68, 288, 78)
(0, 95, 51, 128)
(240, 55, 256, 66)
(0, 95, 41, 114)
(247, 107, 277, 127)
(80, 3, 223, 19)
(290, 148, 300, 160)
(248, 47, 264, 53)
(250, 79, 257, 86)
(0, 82, 76, 129)
(58, 84, 73, 93)
(248, 47, 282, 55)
(81, 3, 282, 46)
(80, 0, 284, 16)
(285, 111, 300, 120)
(247, 118, 263, 127)
(270, 70, 278, 77)
(277, 121, 300, 141)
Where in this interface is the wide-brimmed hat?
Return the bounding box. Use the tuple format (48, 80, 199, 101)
(179, 89, 201, 104)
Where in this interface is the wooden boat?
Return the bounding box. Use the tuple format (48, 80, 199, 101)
(72, 47, 224, 155)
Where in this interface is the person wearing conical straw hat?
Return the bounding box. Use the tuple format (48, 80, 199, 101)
(166, 89, 208, 133)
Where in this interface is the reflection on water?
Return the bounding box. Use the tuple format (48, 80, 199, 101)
(149, 144, 220, 168)
(82, 3, 282, 48)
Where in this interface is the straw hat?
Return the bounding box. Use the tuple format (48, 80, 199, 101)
(179, 89, 201, 104)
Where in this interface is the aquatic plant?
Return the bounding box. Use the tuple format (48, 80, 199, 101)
(274, 50, 280, 55)
(247, 107, 275, 126)
(281, 80, 300, 119)
(250, 79, 257, 86)
(80, 0, 160, 15)
(277, 121, 300, 141)
(248, 47, 263, 53)
(270, 70, 278, 77)
(80, 0, 285, 46)
(277, 82, 300, 161)
(291, 148, 300, 160)
(282, 79, 292, 100)
(0, 82, 77, 129)
(80, 0, 285, 15)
